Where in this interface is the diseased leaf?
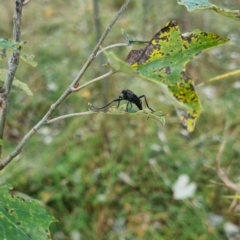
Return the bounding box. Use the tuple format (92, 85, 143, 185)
(105, 21, 229, 132)
(126, 21, 228, 131)
(0, 69, 33, 96)
(0, 38, 37, 67)
(89, 103, 166, 125)
(177, 0, 240, 20)
(0, 184, 57, 240)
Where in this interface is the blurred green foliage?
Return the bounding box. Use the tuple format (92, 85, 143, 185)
(1, 0, 240, 239)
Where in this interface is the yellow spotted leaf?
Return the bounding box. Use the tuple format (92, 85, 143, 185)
(122, 21, 229, 132)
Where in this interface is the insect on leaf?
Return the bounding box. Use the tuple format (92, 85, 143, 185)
(89, 103, 166, 125)
(124, 21, 229, 132)
(177, 0, 240, 21)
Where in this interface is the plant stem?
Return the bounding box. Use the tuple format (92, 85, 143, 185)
(96, 43, 129, 56)
(71, 70, 115, 92)
(47, 111, 95, 124)
(0, 0, 24, 157)
(197, 69, 240, 87)
(0, 0, 131, 170)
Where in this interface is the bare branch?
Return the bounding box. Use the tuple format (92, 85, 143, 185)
(216, 139, 240, 193)
(0, 0, 131, 170)
(47, 111, 95, 124)
(71, 70, 115, 92)
(23, 0, 32, 5)
(227, 195, 238, 213)
(0, 106, 54, 169)
(96, 43, 129, 57)
(0, 0, 24, 157)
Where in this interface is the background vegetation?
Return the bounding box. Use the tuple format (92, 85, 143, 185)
(1, 0, 240, 239)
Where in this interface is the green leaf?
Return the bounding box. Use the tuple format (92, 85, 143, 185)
(104, 21, 229, 132)
(0, 139, 4, 146)
(0, 184, 57, 240)
(0, 69, 33, 96)
(177, 0, 240, 20)
(89, 103, 166, 125)
(19, 54, 37, 67)
(0, 38, 22, 52)
(0, 38, 37, 67)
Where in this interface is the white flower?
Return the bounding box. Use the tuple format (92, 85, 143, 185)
(172, 174, 197, 200)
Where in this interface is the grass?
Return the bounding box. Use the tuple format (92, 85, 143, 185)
(1, 0, 240, 239)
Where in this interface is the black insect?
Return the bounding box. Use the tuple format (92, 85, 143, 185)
(94, 89, 154, 112)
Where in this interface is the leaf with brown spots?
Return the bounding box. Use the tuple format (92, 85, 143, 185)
(124, 21, 229, 131)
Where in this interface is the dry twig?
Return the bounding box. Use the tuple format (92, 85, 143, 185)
(216, 139, 240, 193)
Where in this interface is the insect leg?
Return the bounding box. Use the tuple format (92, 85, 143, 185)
(116, 96, 123, 108)
(139, 95, 154, 112)
(126, 101, 134, 112)
(126, 101, 130, 111)
(94, 97, 123, 110)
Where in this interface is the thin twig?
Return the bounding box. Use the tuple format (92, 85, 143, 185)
(227, 196, 238, 213)
(71, 70, 115, 92)
(0, 0, 24, 157)
(197, 69, 240, 87)
(96, 43, 129, 56)
(23, 0, 32, 5)
(0, 0, 131, 170)
(216, 138, 240, 193)
(47, 111, 95, 124)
